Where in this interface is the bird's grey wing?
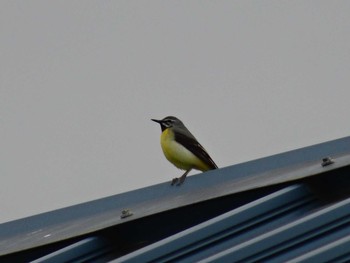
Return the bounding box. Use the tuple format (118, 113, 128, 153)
(174, 130, 218, 170)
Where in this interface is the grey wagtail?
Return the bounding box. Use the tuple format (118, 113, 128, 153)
(152, 116, 218, 186)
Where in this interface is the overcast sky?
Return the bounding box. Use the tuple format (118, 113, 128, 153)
(1, 1, 350, 223)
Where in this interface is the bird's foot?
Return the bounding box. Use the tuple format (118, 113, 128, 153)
(171, 177, 179, 186)
(171, 177, 186, 186)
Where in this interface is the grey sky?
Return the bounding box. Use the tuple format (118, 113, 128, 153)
(1, 1, 350, 223)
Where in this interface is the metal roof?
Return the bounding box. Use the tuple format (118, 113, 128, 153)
(112, 185, 315, 262)
(1, 136, 350, 262)
(113, 185, 350, 263)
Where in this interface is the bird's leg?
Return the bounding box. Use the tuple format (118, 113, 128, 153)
(176, 169, 191, 186)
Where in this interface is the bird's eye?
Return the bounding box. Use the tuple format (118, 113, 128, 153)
(164, 120, 173, 126)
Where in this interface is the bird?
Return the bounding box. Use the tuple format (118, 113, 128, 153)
(152, 116, 218, 186)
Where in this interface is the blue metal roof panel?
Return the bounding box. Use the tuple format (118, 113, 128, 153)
(112, 185, 316, 263)
(202, 198, 350, 263)
(113, 186, 350, 263)
(289, 234, 350, 263)
(1, 136, 350, 259)
(31, 237, 108, 263)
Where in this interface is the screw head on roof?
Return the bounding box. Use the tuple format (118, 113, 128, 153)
(321, 157, 334, 167)
(120, 209, 133, 219)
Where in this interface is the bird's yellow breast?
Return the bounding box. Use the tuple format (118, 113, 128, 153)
(160, 128, 209, 171)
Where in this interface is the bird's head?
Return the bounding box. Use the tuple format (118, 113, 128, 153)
(151, 116, 183, 131)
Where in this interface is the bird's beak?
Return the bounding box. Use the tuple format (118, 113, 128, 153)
(151, 119, 162, 124)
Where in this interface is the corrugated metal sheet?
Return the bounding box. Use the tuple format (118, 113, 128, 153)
(113, 185, 316, 262)
(31, 237, 109, 263)
(204, 197, 350, 263)
(114, 185, 350, 262)
(1, 136, 350, 262)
